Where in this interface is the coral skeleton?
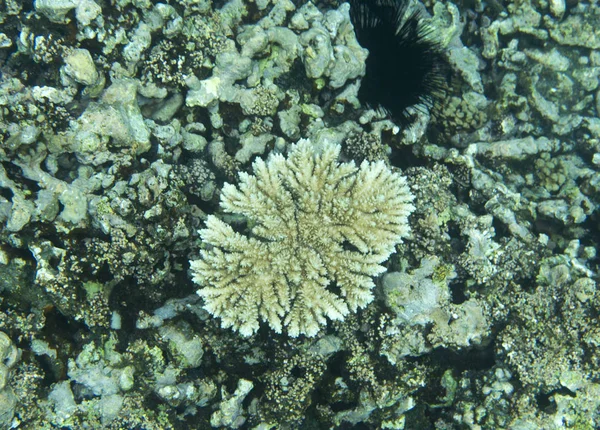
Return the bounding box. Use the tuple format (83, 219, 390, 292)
(191, 139, 414, 337)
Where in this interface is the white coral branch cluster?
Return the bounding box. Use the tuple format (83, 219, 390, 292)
(190, 139, 414, 337)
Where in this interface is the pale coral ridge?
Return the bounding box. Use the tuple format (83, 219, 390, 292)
(191, 140, 414, 337)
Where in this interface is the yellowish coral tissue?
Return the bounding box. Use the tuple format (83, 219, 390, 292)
(190, 139, 415, 337)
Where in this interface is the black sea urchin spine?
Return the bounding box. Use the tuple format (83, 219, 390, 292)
(349, 0, 449, 127)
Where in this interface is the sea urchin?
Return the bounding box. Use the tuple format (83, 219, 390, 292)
(349, 0, 448, 127)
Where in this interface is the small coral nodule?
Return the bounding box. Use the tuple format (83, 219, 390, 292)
(190, 140, 415, 337)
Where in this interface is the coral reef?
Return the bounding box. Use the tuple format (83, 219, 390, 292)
(0, 0, 599, 428)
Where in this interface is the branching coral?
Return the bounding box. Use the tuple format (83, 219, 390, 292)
(190, 139, 414, 337)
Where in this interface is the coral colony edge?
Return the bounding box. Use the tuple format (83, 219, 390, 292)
(0, 0, 599, 428)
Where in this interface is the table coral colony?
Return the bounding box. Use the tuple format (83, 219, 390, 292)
(191, 139, 414, 337)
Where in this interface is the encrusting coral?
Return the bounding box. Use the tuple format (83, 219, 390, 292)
(190, 139, 415, 337)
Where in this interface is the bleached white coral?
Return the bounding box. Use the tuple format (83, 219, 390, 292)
(190, 139, 414, 337)
(465, 227, 500, 260)
(462, 226, 501, 283)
